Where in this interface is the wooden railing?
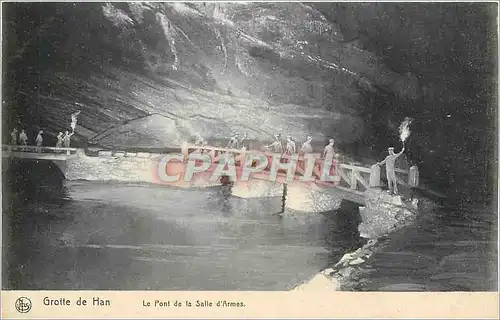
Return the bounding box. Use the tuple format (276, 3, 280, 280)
(2, 141, 420, 196)
(180, 142, 420, 192)
(181, 143, 243, 160)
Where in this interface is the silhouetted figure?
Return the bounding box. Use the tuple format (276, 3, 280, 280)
(266, 134, 283, 153)
(56, 132, 63, 148)
(377, 146, 405, 195)
(63, 130, 74, 154)
(35, 131, 43, 152)
(323, 138, 335, 158)
(63, 130, 73, 147)
(70, 110, 81, 131)
(194, 134, 206, 147)
(239, 132, 249, 150)
(19, 130, 28, 147)
(227, 133, 239, 149)
(300, 135, 313, 154)
(193, 134, 207, 154)
(285, 135, 296, 155)
(10, 129, 18, 145)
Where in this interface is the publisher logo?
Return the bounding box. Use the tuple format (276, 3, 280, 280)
(15, 297, 32, 313)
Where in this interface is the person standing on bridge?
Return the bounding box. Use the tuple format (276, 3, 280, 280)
(377, 146, 405, 195)
(282, 136, 296, 164)
(238, 132, 249, 150)
(63, 130, 74, 155)
(266, 134, 283, 154)
(226, 133, 239, 149)
(63, 130, 74, 147)
(35, 130, 43, 153)
(285, 135, 296, 155)
(323, 139, 335, 158)
(194, 134, 206, 147)
(322, 138, 336, 176)
(194, 134, 207, 154)
(300, 135, 313, 154)
(10, 128, 18, 145)
(56, 132, 64, 149)
(19, 129, 28, 148)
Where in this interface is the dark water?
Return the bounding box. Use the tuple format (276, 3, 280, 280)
(3, 159, 496, 291)
(2, 159, 363, 290)
(355, 202, 498, 292)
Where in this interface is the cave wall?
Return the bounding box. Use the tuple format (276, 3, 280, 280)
(313, 2, 498, 203)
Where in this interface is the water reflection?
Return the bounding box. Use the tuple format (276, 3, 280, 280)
(2, 159, 362, 290)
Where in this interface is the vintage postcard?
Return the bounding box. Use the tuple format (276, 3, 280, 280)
(1, 1, 498, 319)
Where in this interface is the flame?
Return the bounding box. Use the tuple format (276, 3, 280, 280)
(71, 110, 81, 131)
(399, 117, 413, 142)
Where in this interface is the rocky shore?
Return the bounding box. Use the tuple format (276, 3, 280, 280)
(293, 191, 439, 291)
(292, 237, 383, 291)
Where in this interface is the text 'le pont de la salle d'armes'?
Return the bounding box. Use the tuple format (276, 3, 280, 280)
(142, 300, 246, 308)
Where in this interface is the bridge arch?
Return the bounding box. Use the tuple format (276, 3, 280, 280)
(4, 158, 67, 179)
(3, 158, 67, 201)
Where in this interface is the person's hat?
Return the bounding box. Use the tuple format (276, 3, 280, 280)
(329, 138, 335, 143)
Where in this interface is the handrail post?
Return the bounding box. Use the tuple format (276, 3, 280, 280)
(408, 165, 419, 187)
(333, 154, 341, 185)
(240, 146, 247, 166)
(369, 164, 381, 188)
(181, 142, 189, 162)
(350, 168, 358, 190)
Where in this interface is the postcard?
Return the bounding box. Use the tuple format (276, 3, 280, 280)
(1, 1, 498, 319)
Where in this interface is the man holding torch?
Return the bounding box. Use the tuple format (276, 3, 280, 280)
(376, 117, 412, 195)
(377, 145, 405, 195)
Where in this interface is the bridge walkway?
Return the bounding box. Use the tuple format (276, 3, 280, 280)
(2, 143, 419, 205)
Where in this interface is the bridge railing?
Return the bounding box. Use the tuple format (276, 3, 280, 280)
(2, 145, 77, 154)
(180, 142, 419, 191)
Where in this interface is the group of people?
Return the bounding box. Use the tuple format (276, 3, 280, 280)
(195, 132, 338, 159)
(10, 129, 29, 147)
(193, 131, 405, 195)
(263, 133, 406, 195)
(55, 130, 75, 148)
(194, 132, 252, 151)
(226, 133, 249, 150)
(192, 132, 339, 166)
(9, 128, 75, 152)
(265, 134, 337, 159)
